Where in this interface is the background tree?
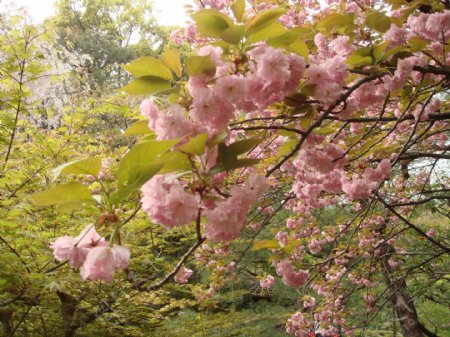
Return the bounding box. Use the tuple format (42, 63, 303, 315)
(51, 0, 166, 93)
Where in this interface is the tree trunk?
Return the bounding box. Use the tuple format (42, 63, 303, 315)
(0, 309, 13, 337)
(381, 244, 424, 337)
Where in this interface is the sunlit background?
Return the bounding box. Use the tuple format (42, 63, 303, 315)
(11, 0, 191, 26)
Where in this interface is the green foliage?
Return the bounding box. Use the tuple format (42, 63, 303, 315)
(186, 55, 217, 77)
(52, 157, 102, 180)
(51, 0, 166, 91)
(365, 11, 392, 33)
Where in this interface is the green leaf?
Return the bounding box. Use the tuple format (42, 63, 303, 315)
(216, 143, 237, 171)
(277, 138, 297, 157)
(313, 127, 336, 135)
(177, 133, 209, 155)
(408, 37, 427, 52)
(30, 183, 95, 210)
(207, 131, 228, 147)
(284, 93, 307, 108)
(191, 9, 232, 38)
(123, 57, 173, 80)
(52, 157, 102, 180)
(299, 110, 315, 130)
(286, 40, 309, 60)
(228, 138, 262, 155)
(231, 0, 245, 22)
(301, 84, 316, 97)
(347, 54, 373, 68)
(267, 30, 301, 46)
(156, 151, 192, 174)
(246, 8, 287, 35)
(221, 25, 246, 45)
(365, 11, 391, 33)
(214, 139, 262, 172)
(121, 76, 171, 96)
(349, 137, 380, 158)
(374, 42, 406, 63)
(246, 22, 286, 44)
(252, 239, 280, 251)
(230, 158, 260, 169)
(316, 13, 355, 34)
(162, 49, 182, 78)
(117, 139, 179, 186)
(185, 55, 216, 77)
(111, 163, 163, 204)
(124, 120, 152, 136)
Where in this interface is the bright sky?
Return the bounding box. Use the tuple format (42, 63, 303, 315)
(11, 0, 192, 26)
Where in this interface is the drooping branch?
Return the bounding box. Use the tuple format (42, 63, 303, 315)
(376, 195, 450, 253)
(265, 72, 389, 177)
(326, 112, 450, 123)
(134, 211, 205, 291)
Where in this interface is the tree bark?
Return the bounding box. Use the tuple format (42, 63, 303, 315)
(0, 309, 13, 337)
(381, 244, 424, 337)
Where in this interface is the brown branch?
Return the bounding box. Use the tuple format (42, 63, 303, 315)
(231, 125, 305, 135)
(388, 195, 450, 207)
(398, 152, 450, 161)
(265, 72, 388, 177)
(326, 112, 450, 123)
(135, 212, 205, 290)
(376, 195, 450, 253)
(413, 65, 450, 77)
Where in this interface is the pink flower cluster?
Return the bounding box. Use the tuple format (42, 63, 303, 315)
(292, 143, 347, 207)
(170, 24, 199, 45)
(383, 56, 426, 91)
(293, 142, 392, 205)
(307, 56, 348, 106)
(407, 11, 450, 42)
(286, 312, 314, 337)
(384, 24, 406, 46)
(174, 267, 194, 284)
(140, 100, 195, 140)
(260, 275, 275, 289)
(50, 225, 130, 283)
(205, 174, 268, 242)
(275, 259, 309, 288)
(141, 175, 200, 229)
(279, 8, 307, 28)
(187, 45, 305, 134)
(198, 0, 230, 10)
(81, 246, 130, 283)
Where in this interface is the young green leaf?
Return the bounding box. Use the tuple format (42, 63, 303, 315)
(123, 56, 173, 80)
(252, 239, 280, 251)
(365, 11, 391, 33)
(117, 139, 179, 186)
(52, 157, 102, 181)
(124, 120, 152, 136)
(228, 138, 262, 155)
(162, 49, 182, 78)
(121, 76, 171, 95)
(231, 0, 245, 22)
(221, 25, 246, 45)
(177, 133, 209, 155)
(185, 55, 216, 77)
(246, 8, 287, 35)
(156, 151, 192, 174)
(30, 183, 95, 209)
(246, 22, 286, 44)
(191, 9, 232, 38)
(316, 13, 355, 34)
(112, 162, 164, 204)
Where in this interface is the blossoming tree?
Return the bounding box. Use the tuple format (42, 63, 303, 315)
(33, 0, 449, 336)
